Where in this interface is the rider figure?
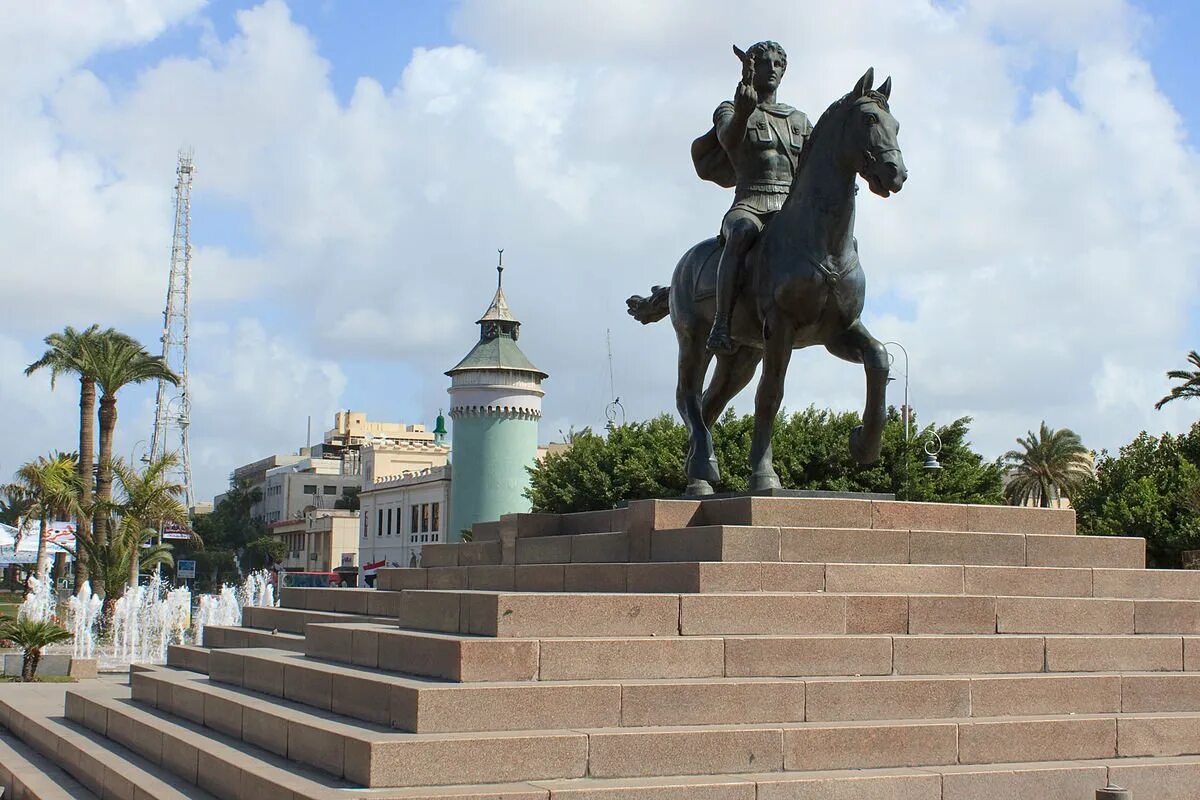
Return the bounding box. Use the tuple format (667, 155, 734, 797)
(692, 41, 811, 354)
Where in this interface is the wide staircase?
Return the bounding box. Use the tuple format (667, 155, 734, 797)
(8, 495, 1200, 798)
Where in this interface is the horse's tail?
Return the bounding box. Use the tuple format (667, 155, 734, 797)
(626, 285, 671, 324)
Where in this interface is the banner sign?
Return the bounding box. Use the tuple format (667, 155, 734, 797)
(177, 560, 197, 579)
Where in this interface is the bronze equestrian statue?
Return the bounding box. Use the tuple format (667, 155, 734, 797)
(627, 59, 907, 496)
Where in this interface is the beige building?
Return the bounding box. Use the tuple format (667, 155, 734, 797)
(269, 509, 361, 573)
(359, 466, 451, 571)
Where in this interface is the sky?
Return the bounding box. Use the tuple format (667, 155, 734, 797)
(2, 0, 1199, 503)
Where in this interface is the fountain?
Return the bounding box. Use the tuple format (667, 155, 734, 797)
(17, 572, 55, 624)
(66, 582, 103, 659)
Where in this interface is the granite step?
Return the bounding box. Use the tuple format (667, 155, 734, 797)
(95, 675, 1200, 787)
(239, 605, 395, 635)
(0, 684, 216, 800)
(391, 589, 1200, 638)
(161, 644, 1200, 732)
(199, 623, 307, 652)
(279, 586, 402, 616)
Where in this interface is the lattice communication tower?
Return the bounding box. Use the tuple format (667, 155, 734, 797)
(149, 149, 195, 509)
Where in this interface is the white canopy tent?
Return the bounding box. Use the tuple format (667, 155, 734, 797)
(0, 521, 75, 566)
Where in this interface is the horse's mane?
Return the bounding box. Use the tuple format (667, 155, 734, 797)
(791, 89, 891, 186)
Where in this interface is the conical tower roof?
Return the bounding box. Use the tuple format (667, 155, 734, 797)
(447, 254, 548, 380)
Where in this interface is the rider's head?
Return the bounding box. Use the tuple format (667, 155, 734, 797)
(747, 41, 787, 95)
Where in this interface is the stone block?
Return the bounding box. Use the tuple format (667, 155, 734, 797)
(517, 537, 572, 565)
(725, 636, 893, 678)
(242, 654, 285, 696)
(965, 503, 1076, 535)
(536, 775, 754, 800)
(1124, 673, 1200, 712)
(756, 563, 826, 593)
(331, 589, 370, 615)
(427, 566, 469, 589)
(938, 762, 1107, 800)
(287, 720, 346, 777)
(969, 674, 1121, 716)
(351, 626, 381, 668)
(846, 594, 909, 634)
(962, 565, 1092, 597)
(824, 563, 964, 594)
(908, 595, 996, 634)
(467, 565, 517, 591)
(571, 532, 629, 563)
(377, 568, 428, 591)
(1189, 636, 1200, 670)
(377, 630, 539, 682)
(472, 521, 502, 541)
(560, 508, 624, 535)
(420, 543, 460, 567)
(908, 530, 1025, 566)
(700, 497, 874, 528)
(169, 682, 206, 724)
(305, 623, 353, 661)
(586, 727, 783, 778)
(279, 586, 306, 609)
(284, 661, 333, 710)
(208, 649, 245, 686)
(1137, 601, 1200, 634)
(805, 676, 969, 722)
(345, 731, 588, 787)
(1095, 568, 1200, 600)
(539, 637, 724, 680)
(458, 540, 502, 566)
(1109, 758, 1200, 800)
(1045, 635, 1183, 672)
(416, 683, 621, 733)
(1119, 714, 1200, 756)
(564, 564, 628, 593)
(756, 769, 941, 800)
(626, 562, 759, 593)
(203, 692, 244, 739)
(957, 717, 1117, 763)
(873, 500, 968, 532)
(503, 512, 562, 538)
(367, 591, 402, 617)
(130, 673, 158, 706)
(396, 590, 463, 633)
(515, 564, 566, 591)
(780, 527, 909, 564)
(241, 704, 289, 756)
(893, 635, 1044, 675)
(652, 526, 780, 563)
(1025, 534, 1144, 568)
(995, 597, 1134, 634)
(486, 593, 680, 638)
(679, 594, 846, 635)
(333, 672, 400, 727)
(620, 679, 805, 726)
(784, 721, 957, 771)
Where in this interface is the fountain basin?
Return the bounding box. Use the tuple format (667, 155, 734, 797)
(0, 650, 96, 678)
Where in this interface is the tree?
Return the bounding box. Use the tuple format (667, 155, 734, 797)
(3, 453, 81, 579)
(69, 503, 177, 606)
(1155, 350, 1200, 411)
(526, 408, 1004, 513)
(113, 454, 190, 589)
(25, 326, 132, 587)
(188, 479, 265, 588)
(242, 536, 285, 571)
(0, 617, 72, 681)
(1075, 427, 1200, 568)
(82, 333, 178, 549)
(1002, 422, 1095, 508)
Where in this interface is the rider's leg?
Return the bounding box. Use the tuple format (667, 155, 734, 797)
(708, 213, 761, 354)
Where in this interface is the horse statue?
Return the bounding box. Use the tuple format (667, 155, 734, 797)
(627, 68, 907, 496)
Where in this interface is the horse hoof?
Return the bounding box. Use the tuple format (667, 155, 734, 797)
(850, 425, 882, 465)
(685, 479, 715, 497)
(750, 471, 782, 492)
(688, 456, 721, 483)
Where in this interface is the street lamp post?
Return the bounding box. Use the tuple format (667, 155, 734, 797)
(882, 342, 910, 442)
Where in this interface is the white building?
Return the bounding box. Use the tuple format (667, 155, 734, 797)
(358, 466, 451, 570)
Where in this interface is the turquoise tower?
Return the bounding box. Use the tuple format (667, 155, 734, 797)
(446, 260, 548, 538)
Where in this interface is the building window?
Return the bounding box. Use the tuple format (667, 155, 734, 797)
(421, 534, 428, 542)
(377, 509, 383, 537)
(304, 484, 318, 494)
(386, 508, 393, 536)
(411, 505, 418, 534)
(411, 535, 417, 543)
(421, 504, 430, 533)
(432, 533, 440, 542)
(323, 485, 338, 495)
(431, 502, 440, 532)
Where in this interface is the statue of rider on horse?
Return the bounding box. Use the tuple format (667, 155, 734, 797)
(627, 45, 908, 496)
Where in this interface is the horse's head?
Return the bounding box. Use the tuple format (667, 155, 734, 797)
(842, 68, 907, 197)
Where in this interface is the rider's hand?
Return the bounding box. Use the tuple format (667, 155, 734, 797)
(734, 81, 758, 116)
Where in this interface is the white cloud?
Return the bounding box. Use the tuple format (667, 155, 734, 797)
(2, 0, 1199, 499)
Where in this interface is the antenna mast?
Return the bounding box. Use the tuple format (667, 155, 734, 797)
(604, 329, 625, 430)
(149, 148, 196, 509)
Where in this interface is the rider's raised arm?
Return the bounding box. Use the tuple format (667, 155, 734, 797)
(715, 99, 752, 154)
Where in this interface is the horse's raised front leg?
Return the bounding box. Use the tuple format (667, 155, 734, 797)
(749, 315, 795, 490)
(825, 319, 889, 464)
(677, 332, 718, 495)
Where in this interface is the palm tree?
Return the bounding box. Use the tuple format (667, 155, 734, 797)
(25, 326, 134, 586)
(82, 333, 178, 550)
(0, 617, 72, 680)
(1003, 423, 1095, 508)
(1155, 351, 1200, 411)
(3, 453, 82, 579)
(68, 503, 177, 607)
(113, 454, 190, 589)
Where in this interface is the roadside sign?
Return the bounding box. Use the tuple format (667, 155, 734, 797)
(162, 522, 191, 540)
(178, 560, 197, 579)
